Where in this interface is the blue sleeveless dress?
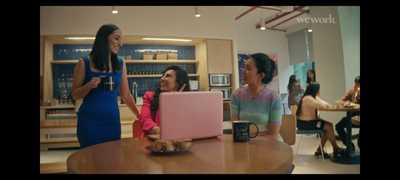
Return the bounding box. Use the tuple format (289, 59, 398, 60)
(77, 56, 122, 148)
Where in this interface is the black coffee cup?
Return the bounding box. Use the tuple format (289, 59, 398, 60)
(232, 120, 259, 142)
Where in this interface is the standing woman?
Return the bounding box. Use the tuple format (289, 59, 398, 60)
(72, 24, 139, 148)
(231, 53, 283, 141)
(306, 69, 316, 87)
(287, 75, 304, 106)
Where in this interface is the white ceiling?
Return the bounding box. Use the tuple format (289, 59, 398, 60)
(226, 6, 311, 31)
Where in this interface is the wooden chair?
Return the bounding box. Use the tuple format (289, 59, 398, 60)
(280, 105, 297, 145)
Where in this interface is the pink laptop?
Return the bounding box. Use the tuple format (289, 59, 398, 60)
(159, 91, 223, 140)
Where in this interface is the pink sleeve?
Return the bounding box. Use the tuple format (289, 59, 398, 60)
(138, 91, 157, 133)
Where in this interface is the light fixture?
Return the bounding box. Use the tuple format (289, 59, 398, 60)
(112, 6, 118, 14)
(308, 28, 312, 32)
(259, 18, 266, 31)
(142, 37, 192, 42)
(194, 6, 201, 18)
(64, 37, 95, 40)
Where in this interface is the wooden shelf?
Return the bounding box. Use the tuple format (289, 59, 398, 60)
(51, 59, 197, 64)
(51, 60, 79, 64)
(125, 59, 197, 64)
(40, 105, 75, 109)
(127, 74, 199, 78)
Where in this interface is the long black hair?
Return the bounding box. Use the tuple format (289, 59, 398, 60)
(296, 83, 320, 117)
(288, 74, 297, 92)
(306, 69, 316, 85)
(150, 66, 190, 118)
(247, 53, 277, 85)
(90, 24, 121, 72)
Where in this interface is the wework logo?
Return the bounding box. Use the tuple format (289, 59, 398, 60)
(297, 14, 336, 24)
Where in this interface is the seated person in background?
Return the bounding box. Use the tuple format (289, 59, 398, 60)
(335, 76, 360, 151)
(231, 53, 283, 141)
(287, 75, 304, 106)
(133, 66, 190, 138)
(297, 83, 345, 158)
(306, 69, 317, 87)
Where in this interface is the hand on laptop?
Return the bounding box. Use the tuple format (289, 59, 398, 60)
(149, 126, 160, 135)
(179, 83, 186, 92)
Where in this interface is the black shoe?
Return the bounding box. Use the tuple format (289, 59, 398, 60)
(314, 150, 331, 159)
(347, 143, 356, 152)
(333, 148, 347, 159)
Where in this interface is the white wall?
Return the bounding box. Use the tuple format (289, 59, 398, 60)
(40, 6, 291, 94)
(310, 6, 347, 122)
(233, 17, 291, 94)
(338, 6, 360, 90)
(40, 6, 235, 39)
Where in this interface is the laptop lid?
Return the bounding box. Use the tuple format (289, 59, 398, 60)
(159, 91, 223, 140)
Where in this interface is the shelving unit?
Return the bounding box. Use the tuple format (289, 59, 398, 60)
(127, 74, 199, 78)
(51, 59, 198, 64)
(41, 35, 202, 149)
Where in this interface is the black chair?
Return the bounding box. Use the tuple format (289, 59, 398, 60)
(296, 129, 326, 160)
(292, 105, 326, 160)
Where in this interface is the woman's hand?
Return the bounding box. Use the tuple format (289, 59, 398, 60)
(87, 77, 101, 89)
(149, 126, 160, 135)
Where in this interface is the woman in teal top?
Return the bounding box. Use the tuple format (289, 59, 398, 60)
(231, 53, 283, 141)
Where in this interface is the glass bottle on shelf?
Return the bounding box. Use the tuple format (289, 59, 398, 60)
(60, 73, 68, 104)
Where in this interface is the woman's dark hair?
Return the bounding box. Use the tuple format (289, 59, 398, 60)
(90, 24, 121, 72)
(248, 53, 277, 84)
(288, 75, 297, 92)
(296, 83, 320, 117)
(355, 76, 360, 84)
(150, 65, 191, 118)
(306, 69, 316, 85)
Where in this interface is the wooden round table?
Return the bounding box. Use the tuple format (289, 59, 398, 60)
(67, 135, 293, 174)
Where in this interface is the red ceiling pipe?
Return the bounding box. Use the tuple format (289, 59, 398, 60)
(235, 6, 258, 20)
(253, 6, 282, 12)
(264, 6, 305, 26)
(270, 10, 310, 29)
(267, 27, 287, 32)
(256, 24, 286, 32)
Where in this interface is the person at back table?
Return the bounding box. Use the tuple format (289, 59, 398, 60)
(287, 74, 304, 106)
(335, 76, 360, 151)
(297, 83, 345, 158)
(133, 66, 190, 138)
(231, 53, 283, 141)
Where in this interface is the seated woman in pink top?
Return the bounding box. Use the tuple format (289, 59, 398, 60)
(297, 83, 345, 159)
(133, 65, 190, 138)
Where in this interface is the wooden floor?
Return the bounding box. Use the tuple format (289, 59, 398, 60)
(40, 162, 67, 174)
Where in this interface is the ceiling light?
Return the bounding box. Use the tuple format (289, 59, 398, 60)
(112, 6, 118, 14)
(308, 29, 312, 32)
(194, 6, 201, 18)
(64, 37, 95, 40)
(142, 37, 192, 42)
(260, 18, 266, 31)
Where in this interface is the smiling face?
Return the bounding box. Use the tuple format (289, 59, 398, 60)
(160, 69, 178, 92)
(108, 29, 122, 54)
(244, 58, 264, 85)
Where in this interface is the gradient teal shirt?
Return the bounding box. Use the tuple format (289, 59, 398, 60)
(231, 85, 283, 131)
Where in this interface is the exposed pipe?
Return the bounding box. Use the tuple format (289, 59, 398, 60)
(235, 6, 258, 20)
(270, 10, 310, 29)
(256, 24, 286, 32)
(253, 6, 282, 12)
(267, 27, 287, 32)
(264, 6, 305, 26)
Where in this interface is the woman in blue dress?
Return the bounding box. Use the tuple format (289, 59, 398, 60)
(72, 24, 139, 148)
